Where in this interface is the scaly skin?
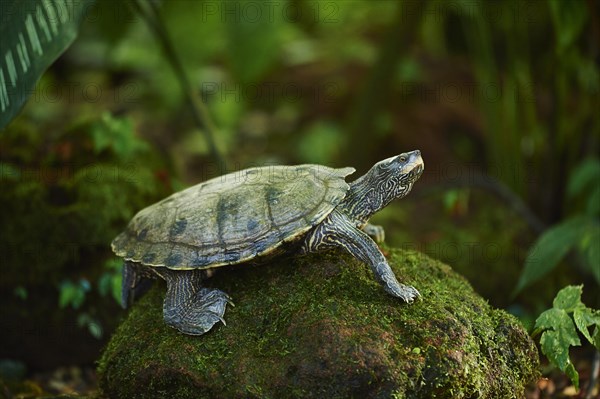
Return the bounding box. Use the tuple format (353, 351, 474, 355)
(155, 268, 232, 336)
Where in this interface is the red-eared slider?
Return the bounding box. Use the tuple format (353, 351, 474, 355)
(112, 150, 425, 335)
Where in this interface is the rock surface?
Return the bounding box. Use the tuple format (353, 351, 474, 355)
(98, 249, 539, 398)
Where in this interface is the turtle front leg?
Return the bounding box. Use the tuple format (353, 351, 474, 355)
(155, 268, 232, 335)
(303, 210, 419, 302)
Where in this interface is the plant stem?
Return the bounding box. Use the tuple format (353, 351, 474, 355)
(130, 0, 225, 168)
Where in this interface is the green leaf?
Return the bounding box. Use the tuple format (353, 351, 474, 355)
(58, 279, 90, 309)
(548, 0, 588, 55)
(535, 308, 577, 338)
(534, 285, 598, 390)
(77, 313, 103, 339)
(90, 112, 149, 159)
(567, 158, 600, 200)
(98, 273, 112, 297)
(587, 184, 600, 216)
(514, 217, 590, 294)
(104, 258, 123, 271)
(573, 308, 600, 347)
(565, 362, 579, 391)
(99, 258, 123, 304)
(538, 308, 581, 390)
(59, 282, 76, 308)
(581, 223, 600, 284)
(552, 285, 582, 312)
(111, 272, 122, 304)
(539, 326, 579, 370)
(0, 0, 96, 129)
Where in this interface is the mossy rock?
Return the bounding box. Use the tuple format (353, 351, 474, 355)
(98, 249, 539, 398)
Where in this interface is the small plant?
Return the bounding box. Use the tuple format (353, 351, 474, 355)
(533, 285, 600, 390)
(57, 258, 124, 339)
(98, 258, 124, 305)
(58, 279, 91, 310)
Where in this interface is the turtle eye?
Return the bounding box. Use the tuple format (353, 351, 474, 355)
(399, 156, 407, 163)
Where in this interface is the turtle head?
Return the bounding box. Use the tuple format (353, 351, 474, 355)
(342, 150, 424, 222)
(370, 150, 424, 207)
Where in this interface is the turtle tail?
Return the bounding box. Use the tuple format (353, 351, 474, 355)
(121, 262, 153, 309)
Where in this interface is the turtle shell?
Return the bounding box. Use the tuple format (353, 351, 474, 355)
(111, 165, 355, 270)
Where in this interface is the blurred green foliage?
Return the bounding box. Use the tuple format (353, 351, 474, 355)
(516, 158, 600, 293)
(59, 279, 91, 310)
(0, 111, 169, 338)
(1, 112, 166, 285)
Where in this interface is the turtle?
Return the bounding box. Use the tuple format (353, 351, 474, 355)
(112, 150, 424, 335)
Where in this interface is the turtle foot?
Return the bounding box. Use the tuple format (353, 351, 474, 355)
(165, 288, 233, 335)
(362, 223, 386, 243)
(372, 262, 420, 303)
(388, 284, 421, 303)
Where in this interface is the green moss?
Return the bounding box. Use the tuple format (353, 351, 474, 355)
(98, 249, 539, 398)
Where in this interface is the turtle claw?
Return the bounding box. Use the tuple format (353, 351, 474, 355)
(385, 281, 420, 303)
(222, 293, 235, 307)
(372, 262, 420, 303)
(394, 285, 421, 303)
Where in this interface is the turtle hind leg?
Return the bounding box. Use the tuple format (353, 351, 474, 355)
(122, 262, 154, 309)
(156, 268, 232, 336)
